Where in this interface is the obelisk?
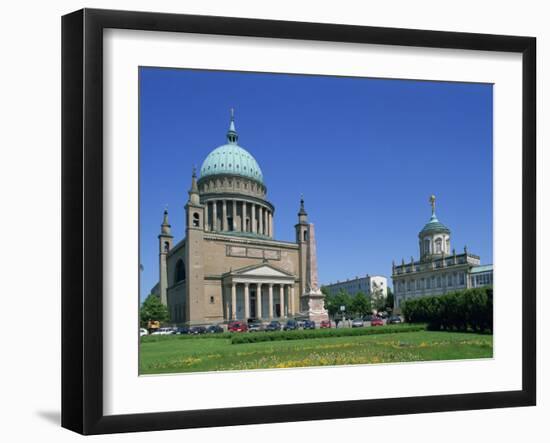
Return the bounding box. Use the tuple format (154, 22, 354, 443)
(302, 223, 329, 323)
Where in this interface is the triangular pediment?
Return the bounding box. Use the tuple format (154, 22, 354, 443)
(231, 263, 294, 278)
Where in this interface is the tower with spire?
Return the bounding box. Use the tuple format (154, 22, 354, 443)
(158, 207, 173, 306)
(295, 196, 329, 322)
(184, 166, 206, 321)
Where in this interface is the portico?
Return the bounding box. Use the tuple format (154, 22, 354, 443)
(222, 264, 296, 321)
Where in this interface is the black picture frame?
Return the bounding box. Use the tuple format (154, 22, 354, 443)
(62, 8, 536, 435)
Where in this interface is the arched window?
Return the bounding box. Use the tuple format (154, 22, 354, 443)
(163, 241, 170, 252)
(435, 238, 442, 254)
(175, 259, 185, 283)
(303, 230, 308, 241)
(424, 239, 430, 255)
(192, 212, 200, 227)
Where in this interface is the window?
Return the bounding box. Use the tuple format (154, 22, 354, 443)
(416, 279, 420, 290)
(437, 276, 442, 288)
(424, 239, 430, 255)
(303, 230, 308, 241)
(435, 238, 442, 254)
(426, 278, 431, 289)
(175, 259, 185, 283)
(459, 272, 465, 285)
(447, 274, 452, 286)
(163, 241, 170, 252)
(210, 296, 215, 304)
(192, 212, 200, 227)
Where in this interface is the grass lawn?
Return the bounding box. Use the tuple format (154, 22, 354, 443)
(139, 330, 493, 374)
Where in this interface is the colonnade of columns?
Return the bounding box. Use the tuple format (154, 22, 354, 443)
(225, 282, 295, 321)
(204, 199, 272, 237)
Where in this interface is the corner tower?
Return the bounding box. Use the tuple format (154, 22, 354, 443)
(158, 208, 173, 306)
(185, 168, 206, 324)
(295, 196, 329, 322)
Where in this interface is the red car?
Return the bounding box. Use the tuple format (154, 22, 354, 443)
(228, 321, 248, 332)
(320, 320, 332, 328)
(371, 317, 384, 327)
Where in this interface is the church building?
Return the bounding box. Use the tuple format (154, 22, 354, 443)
(155, 112, 328, 326)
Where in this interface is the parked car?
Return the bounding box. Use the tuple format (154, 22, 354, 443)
(248, 321, 264, 332)
(175, 326, 190, 335)
(320, 320, 332, 328)
(265, 320, 282, 331)
(228, 321, 248, 332)
(139, 328, 148, 337)
(303, 320, 316, 330)
(351, 318, 364, 328)
(189, 325, 207, 335)
(283, 320, 299, 331)
(387, 315, 402, 325)
(207, 324, 224, 333)
(371, 316, 384, 326)
(151, 327, 175, 335)
(363, 314, 373, 322)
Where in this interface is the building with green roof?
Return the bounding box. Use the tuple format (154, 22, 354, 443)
(155, 111, 328, 325)
(392, 196, 493, 312)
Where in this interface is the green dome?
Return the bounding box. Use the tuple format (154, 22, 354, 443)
(420, 214, 450, 235)
(199, 114, 264, 185)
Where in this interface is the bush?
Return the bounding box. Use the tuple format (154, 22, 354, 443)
(141, 332, 232, 343)
(230, 324, 426, 344)
(402, 286, 492, 333)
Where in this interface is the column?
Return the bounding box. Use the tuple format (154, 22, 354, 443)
(205, 202, 210, 231)
(244, 283, 250, 321)
(259, 206, 265, 235)
(212, 200, 218, 231)
(241, 202, 246, 231)
(268, 284, 274, 319)
(290, 285, 295, 315)
(256, 283, 263, 319)
(232, 199, 238, 231)
(222, 200, 227, 231)
(279, 285, 285, 318)
(231, 283, 237, 320)
(269, 212, 273, 237)
(251, 203, 256, 233)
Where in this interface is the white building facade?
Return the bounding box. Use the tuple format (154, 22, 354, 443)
(392, 196, 493, 313)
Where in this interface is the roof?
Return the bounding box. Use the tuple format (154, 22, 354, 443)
(199, 114, 264, 185)
(470, 264, 493, 274)
(419, 214, 450, 235)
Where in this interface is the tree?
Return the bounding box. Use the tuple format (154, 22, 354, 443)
(350, 291, 371, 317)
(321, 287, 338, 318)
(371, 285, 387, 313)
(140, 293, 169, 326)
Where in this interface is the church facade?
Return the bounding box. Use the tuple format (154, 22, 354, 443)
(392, 196, 493, 313)
(155, 113, 328, 326)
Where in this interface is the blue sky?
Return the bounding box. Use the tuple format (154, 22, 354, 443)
(139, 67, 493, 299)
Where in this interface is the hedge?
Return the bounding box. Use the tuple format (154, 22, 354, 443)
(230, 324, 426, 344)
(141, 332, 233, 342)
(401, 286, 493, 333)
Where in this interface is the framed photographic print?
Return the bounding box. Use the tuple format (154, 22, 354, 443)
(61, 8, 536, 435)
